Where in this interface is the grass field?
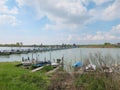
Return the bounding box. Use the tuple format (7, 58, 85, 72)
(0, 62, 49, 90)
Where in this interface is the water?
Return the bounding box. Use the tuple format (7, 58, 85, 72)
(0, 47, 34, 51)
(0, 47, 120, 62)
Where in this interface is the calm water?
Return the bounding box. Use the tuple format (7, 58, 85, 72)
(0, 48, 120, 63)
(0, 47, 119, 72)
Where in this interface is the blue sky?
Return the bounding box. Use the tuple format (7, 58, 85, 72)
(0, 0, 120, 45)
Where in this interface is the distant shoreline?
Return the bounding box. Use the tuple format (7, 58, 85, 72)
(0, 44, 120, 48)
(79, 45, 120, 48)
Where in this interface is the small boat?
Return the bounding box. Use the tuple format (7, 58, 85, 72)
(36, 60, 51, 65)
(22, 61, 32, 66)
(51, 62, 59, 68)
(22, 58, 32, 66)
(85, 64, 96, 71)
(73, 61, 83, 68)
(32, 63, 44, 68)
(32, 60, 51, 68)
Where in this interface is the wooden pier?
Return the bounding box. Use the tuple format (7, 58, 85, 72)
(0, 46, 77, 56)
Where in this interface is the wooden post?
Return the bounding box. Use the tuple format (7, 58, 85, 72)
(62, 56, 64, 70)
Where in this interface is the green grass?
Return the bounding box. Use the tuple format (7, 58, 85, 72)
(0, 62, 49, 90)
(1, 62, 120, 90)
(40, 65, 54, 73)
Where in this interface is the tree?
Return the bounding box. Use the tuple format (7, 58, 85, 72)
(20, 42, 23, 46)
(16, 42, 23, 46)
(104, 42, 111, 46)
(16, 42, 20, 46)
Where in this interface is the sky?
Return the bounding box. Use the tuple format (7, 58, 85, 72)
(0, 0, 120, 45)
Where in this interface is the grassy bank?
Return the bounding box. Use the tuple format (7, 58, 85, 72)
(74, 72, 119, 90)
(48, 71, 120, 90)
(0, 62, 49, 90)
(0, 62, 120, 90)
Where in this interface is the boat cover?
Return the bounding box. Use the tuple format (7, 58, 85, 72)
(73, 61, 83, 67)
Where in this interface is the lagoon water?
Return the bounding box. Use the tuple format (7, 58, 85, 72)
(0, 47, 120, 63)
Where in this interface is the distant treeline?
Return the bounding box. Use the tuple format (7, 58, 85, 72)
(79, 44, 120, 48)
(0, 42, 120, 48)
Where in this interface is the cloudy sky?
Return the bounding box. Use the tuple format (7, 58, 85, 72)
(0, 0, 120, 45)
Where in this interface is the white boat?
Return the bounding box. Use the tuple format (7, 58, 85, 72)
(51, 62, 58, 68)
(85, 64, 96, 71)
(22, 61, 32, 66)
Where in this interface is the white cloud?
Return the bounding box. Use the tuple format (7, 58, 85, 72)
(65, 24, 120, 43)
(0, 0, 7, 5)
(0, 0, 19, 26)
(92, 0, 113, 5)
(89, 0, 120, 21)
(111, 24, 120, 34)
(66, 34, 82, 43)
(0, 15, 18, 26)
(85, 0, 120, 23)
(14, 0, 120, 43)
(16, 0, 25, 7)
(14, 0, 120, 45)
(67, 34, 73, 41)
(0, 0, 18, 14)
(102, 0, 120, 20)
(16, 0, 91, 30)
(9, 7, 18, 14)
(79, 0, 113, 6)
(41, 0, 91, 29)
(15, 0, 120, 30)
(83, 24, 120, 42)
(83, 33, 117, 41)
(16, 0, 33, 7)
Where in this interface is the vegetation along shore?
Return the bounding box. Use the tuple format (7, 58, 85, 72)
(1, 52, 120, 90)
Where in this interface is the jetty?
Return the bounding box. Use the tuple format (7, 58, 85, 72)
(0, 45, 77, 56)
